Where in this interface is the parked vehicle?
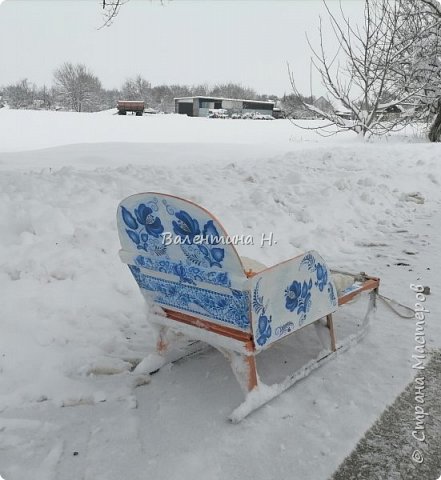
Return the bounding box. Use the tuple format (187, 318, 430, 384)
(208, 108, 228, 119)
(117, 100, 145, 116)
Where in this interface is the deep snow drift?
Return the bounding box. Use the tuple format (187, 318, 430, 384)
(0, 110, 440, 480)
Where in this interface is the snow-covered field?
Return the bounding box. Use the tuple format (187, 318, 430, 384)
(0, 109, 440, 479)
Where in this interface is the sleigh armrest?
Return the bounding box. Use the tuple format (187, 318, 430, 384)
(246, 251, 338, 350)
(335, 273, 380, 306)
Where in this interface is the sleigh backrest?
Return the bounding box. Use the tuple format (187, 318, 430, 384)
(117, 192, 251, 331)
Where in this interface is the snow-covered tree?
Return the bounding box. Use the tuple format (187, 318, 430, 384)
(121, 75, 151, 103)
(149, 84, 189, 112)
(290, 0, 437, 138)
(291, 0, 441, 140)
(35, 85, 54, 110)
(281, 93, 317, 119)
(210, 83, 257, 100)
(4, 79, 36, 109)
(100, 88, 121, 111)
(387, 0, 441, 141)
(53, 63, 102, 112)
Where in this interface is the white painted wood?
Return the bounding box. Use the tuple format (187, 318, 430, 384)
(247, 251, 338, 351)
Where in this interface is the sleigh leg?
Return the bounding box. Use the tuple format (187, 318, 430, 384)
(135, 324, 204, 375)
(156, 325, 170, 355)
(133, 325, 172, 374)
(218, 349, 259, 394)
(243, 355, 259, 393)
(326, 314, 337, 352)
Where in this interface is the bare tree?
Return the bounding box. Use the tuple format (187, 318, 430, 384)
(290, 0, 434, 138)
(121, 75, 151, 103)
(281, 93, 318, 119)
(54, 63, 102, 112)
(387, 0, 441, 141)
(210, 83, 257, 100)
(101, 0, 165, 28)
(34, 85, 54, 110)
(4, 79, 36, 109)
(101, 0, 128, 28)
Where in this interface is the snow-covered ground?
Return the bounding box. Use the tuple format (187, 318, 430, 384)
(0, 109, 440, 479)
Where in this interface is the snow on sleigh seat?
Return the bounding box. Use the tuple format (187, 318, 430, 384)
(117, 192, 380, 421)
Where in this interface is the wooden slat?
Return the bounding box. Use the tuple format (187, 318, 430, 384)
(338, 277, 380, 306)
(162, 308, 255, 346)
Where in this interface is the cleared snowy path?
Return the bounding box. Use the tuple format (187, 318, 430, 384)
(332, 351, 441, 480)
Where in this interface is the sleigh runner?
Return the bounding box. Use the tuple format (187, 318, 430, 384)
(117, 192, 380, 421)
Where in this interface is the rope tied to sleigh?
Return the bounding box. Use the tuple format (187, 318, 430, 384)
(375, 292, 415, 318)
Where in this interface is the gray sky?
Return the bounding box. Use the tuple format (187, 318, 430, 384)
(0, 0, 365, 97)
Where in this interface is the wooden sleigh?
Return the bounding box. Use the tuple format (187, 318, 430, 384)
(117, 192, 380, 422)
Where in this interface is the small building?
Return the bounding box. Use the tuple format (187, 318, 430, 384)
(333, 102, 353, 120)
(174, 96, 274, 117)
(335, 109, 352, 120)
(313, 96, 333, 113)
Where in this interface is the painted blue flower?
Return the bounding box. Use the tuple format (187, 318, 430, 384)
(121, 206, 138, 230)
(202, 220, 220, 244)
(315, 263, 328, 292)
(172, 210, 200, 243)
(171, 211, 225, 268)
(257, 313, 272, 346)
(209, 247, 224, 264)
(285, 280, 302, 312)
(197, 244, 225, 268)
(285, 279, 313, 316)
(134, 204, 164, 238)
(126, 229, 140, 245)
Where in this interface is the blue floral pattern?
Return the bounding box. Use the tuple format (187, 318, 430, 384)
(315, 263, 328, 291)
(121, 204, 166, 255)
(283, 253, 337, 327)
(119, 195, 248, 297)
(275, 321, 295, 337)
(252, 279, 272, 346)
(172, 210, 201, 243)
(300, 253, 316, 272)
(134, 255, 231, 287)
(300, 253, 337, 306)
(171, 210, 225, 268)
(285, 279, 313, 325)
(129, 266, 249, 329)
(328, 282, 337, 306)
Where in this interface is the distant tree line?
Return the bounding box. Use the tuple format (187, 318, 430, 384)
(0, 62, 287, 114)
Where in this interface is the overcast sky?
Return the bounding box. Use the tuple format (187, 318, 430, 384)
(0, 0, 365, 97)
